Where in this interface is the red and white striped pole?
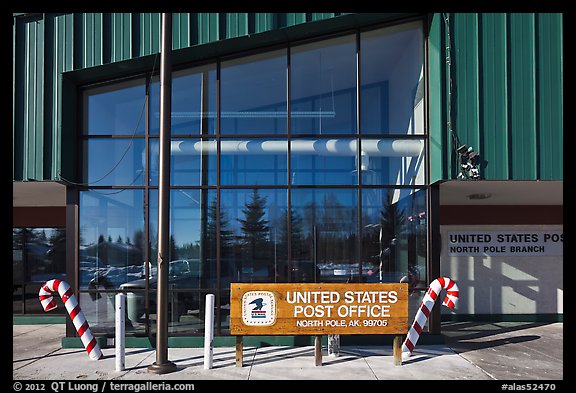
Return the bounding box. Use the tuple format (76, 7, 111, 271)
(402, 277, 459, 357)
(39, 279, 103, 360)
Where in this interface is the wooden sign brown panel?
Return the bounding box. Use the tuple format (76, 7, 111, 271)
(230, 283, 408, 335)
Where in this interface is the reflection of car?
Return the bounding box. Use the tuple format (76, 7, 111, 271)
(119, 259, 203, 323)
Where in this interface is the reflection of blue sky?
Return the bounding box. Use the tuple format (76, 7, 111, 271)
(149, 66, 217, 135)
(148, 189, 215, 248)
(221, 50, 287, 134)
(85, 139, 145, 186)
(86, 80, 145, 135)
(79, 190, 144, 246)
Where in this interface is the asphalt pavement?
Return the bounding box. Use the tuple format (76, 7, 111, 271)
(13, 321, 563, 382)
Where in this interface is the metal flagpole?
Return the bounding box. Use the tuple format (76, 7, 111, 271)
(148, 12, 177, 375)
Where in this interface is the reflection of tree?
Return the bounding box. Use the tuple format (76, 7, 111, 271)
(238, 189, 270, 264)
(169, 234, 177, 261)
(297, 194, 357, 270)
(133, 230, 145, 252)
(318, 194, 356, 264)
(206, 198, 233, 255)
(380, 190, 406, 248)
(378, 190, 406, 276)
(279, 208, 304, 259)
(89, 233, 143, 267)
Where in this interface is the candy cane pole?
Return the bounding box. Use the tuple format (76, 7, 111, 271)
(39, 279, 103, 360)
(402, 277, 459, 357)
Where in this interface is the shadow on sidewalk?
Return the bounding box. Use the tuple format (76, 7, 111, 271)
(442, 321, 555, 353)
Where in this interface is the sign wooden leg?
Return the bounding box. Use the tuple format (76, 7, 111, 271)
(235, 336, 243, 368)
(315, 335, 322, 367)
(393, 335, 402, 366)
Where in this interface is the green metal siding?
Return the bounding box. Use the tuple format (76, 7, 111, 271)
(479, 13, 509, 180)
(536, 13, 563, 180)
(428, 12, 563, 182)
(428, 14, 445, 183)
(13, 13, 562, 182)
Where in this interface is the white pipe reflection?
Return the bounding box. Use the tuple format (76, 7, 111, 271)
(169, 139, 423, 157)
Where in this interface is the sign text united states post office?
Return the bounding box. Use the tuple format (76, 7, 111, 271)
(230, 283, 408, 335)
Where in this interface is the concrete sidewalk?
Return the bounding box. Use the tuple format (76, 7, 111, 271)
(13, 322, 563, 381)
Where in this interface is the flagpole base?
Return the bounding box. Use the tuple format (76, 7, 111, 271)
(148, 361, 177, 374)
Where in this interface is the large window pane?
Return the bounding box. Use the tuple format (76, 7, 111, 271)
(291, 188, 358, 283)
(149, 138, 217, 186)
(360, 138, 426, 185)
(83, 138, 146, 186)
(220, 139, 288, 185)
(13, 228, 67, 315)
(84, 79, 146, 135)
(150, 66, 217, 135)
(221, 50, 287, 134)
(291, 35, 356, 135)
(220, 189, 288, 283)
(361, 22, 424, 135)
(291, 138, 358, 185)
(147, 189, 217, 290)
(24, 228, 66, 283)
(79, 190, 145, 290)
(79, 291, 146, 335)
(361, 188, 427, 291)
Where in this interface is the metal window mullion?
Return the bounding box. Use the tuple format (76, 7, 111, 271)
(215, 58, 222, 334)
(356, 30, 363, 278)
(144, 72, 151, 336)
(286, 45, 292, 283)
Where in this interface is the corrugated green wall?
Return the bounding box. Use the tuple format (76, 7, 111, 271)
(13, 13, 563, 182)
(429, 13, 563, 182)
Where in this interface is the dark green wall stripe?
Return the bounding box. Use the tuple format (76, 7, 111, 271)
(536, 13, 563, 180)
(508, 13, 537, 179)
(480, 13, 509, 180)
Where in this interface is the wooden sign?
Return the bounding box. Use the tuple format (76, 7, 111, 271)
(230, 283, 408, 335)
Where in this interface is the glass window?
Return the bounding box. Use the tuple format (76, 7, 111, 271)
(361, 188, 427, 291)
(12, 228, 67, 315)
(79, 190, 145, 290)
(291, 188, 358, 283)
(149, 138, 217, 186)
(291, 35, 357, 135)
(83, 138, 146, 186)
(149, 66, 217, 135)
(220, 189, 288, 283)
(84, 78, 146, 135)
(79, 291, 146, 335)
(220, 139, 288, 186)
(291, 138, 358, 185)
(13, 229, 24, 288)
(221, 50, 287, 135)
(147, 291, 216, 335)
(148, 189, 217, 290)
(360, 138, 426, 185)
(361, 22, 424, 135)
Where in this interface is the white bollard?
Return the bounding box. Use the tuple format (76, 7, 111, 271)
(115, 293, 126, 372)
(203, 294, 215, 370)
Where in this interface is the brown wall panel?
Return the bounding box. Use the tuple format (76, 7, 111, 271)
(13, 207, 66, 227)
(440, 205, 563, 225)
